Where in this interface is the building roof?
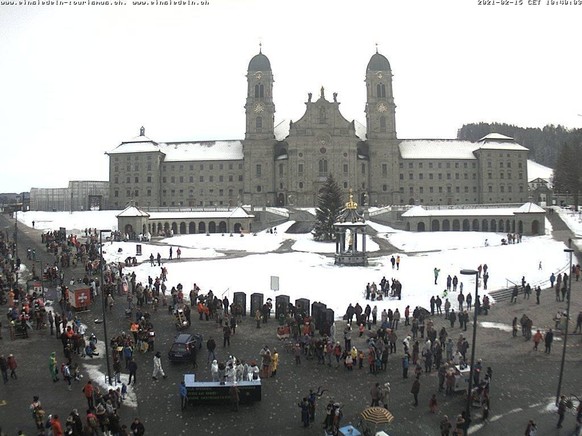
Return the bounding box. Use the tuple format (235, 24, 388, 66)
(399, 140, 477, 160)
(515, 202, 545, 213)
(248, 52, 271, 72)
(159, 141, 243, 162)
(367, 52, 391, 72)
(116, 205, 150, 218)
(108, 134, 160, 154)
(398, 135, 529, 160)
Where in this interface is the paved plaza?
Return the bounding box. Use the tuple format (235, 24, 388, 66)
(1, 214, 581, 436)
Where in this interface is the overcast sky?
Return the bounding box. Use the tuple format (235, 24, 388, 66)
(1, 0, 581, 193)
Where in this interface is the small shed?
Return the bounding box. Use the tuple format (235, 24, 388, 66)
(117, 205, 150, 240)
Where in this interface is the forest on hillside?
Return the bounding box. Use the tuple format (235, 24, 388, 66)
(457, 123, 582, 169)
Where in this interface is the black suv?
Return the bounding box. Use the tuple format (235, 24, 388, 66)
(168, 333, 203, 364)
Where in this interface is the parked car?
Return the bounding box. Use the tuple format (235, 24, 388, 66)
(168, 333, 203, 365)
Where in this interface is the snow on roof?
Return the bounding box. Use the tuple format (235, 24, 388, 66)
(402, 203, 545, 218)
(108, 135, 160, 154)
(354, 120, 366, 141)
(274, 120, 290, 141)
(479, 133, 514, 141)
(399, 140, 477, 160)
(159, 141, 243, 162)
(116, 205, 150, 218)
(515, 202, 545, 213)
(148, 207, 252, 220)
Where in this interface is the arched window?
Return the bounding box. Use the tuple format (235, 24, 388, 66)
(380, 116, 386, 132)
(376, 83, 386, 97)
(318, 159, 328, 175)
(254, 84, 264, 98)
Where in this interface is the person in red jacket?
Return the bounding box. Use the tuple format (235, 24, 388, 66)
(532, 329, 544, 351)
(50, 414, 64, 436)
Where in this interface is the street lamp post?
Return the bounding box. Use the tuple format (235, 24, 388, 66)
(99, 230, 113, 385)
(460, 268, 479, 435)
(556, 248, 574, 405)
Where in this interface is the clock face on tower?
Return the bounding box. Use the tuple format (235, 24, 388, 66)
(255, 71, 263, 80)
(376, 71, 383, 79)
(254, 103, 265, 113)
(377, 102, 388, 113)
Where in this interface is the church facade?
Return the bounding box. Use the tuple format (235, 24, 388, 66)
(107, 50, 529, 210)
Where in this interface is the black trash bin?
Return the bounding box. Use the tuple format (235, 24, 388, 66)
(250, 293, 263, 317)
(233, 292, 247, 317)
(295, 298, 310, 317)
(311, 302, 327, 330)
(275, 295, 290, 320)
(325, 308, 335, 325)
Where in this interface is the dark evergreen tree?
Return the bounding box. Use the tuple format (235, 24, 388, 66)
(553, 142, 582, 210)
(312, 174, 344, 241)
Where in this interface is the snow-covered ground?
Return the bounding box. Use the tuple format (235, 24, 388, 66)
(17, 210, 573, 319)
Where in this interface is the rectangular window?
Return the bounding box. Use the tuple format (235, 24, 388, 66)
(126, 177, 130, 183)
(455, 163, 459, 168)
(446, 173, 451, 180)
(438, 187, 443, 193)
(135, 177, 139, 183)
(147, 176, 152, 183)
(500, 173, 504, 179)
(209, 164, 214, 170)
(455, 187, 460, 193)
(219, 163, 223, 170)
(238, 175, 243, 182)
(464, 186, 469, 193)
(256, 164, 262, 176)
(190, 164, 194, 170)
(200, 164, 204, 170)
(298, 164, 304, 173)
(219, 175, 224, 182)
(488, 186, 493, 193)
(464, 173, 468, 180)
(147, 163, 152, 171)
(455, 173, 459, 180)
(229, 175, 233, 182)
(179, 176, 184, 183)
(429, 187, 433, 193)
(189, 176, 193, 183)
(171, 176, 175, 183)
(419, 173, 423, 180)
(488, 173, 492, 179)
(209, 176, 214, 182)
(429, 162, 433, 169)
(446, 163, 451, 169)
(418, 163, 423, 169)
(409, 187, 413, 194)
(382, 163, 387, 176)
(419, 187, 424, 193)
(447, 187, 452, 194)
(114, 190, 119, 198)
(219, 189, 224, 196)
(399, 163, 404, 169)
(229, 163, 233, 170)
(344, 164, 349, 174)
(438, 174, 442, 180)
(409, 173, 413, 180)
(199, 176, 204, 182)
(147, 190, 151, 197)
(399, 174, 404, 180)
(429, 174, 433, 180)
